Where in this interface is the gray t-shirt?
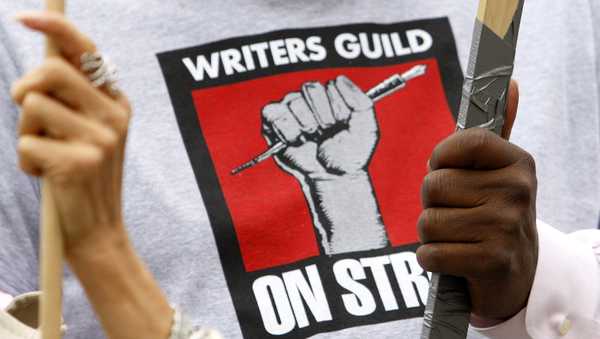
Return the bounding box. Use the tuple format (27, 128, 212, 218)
(1, 1, 599, 338)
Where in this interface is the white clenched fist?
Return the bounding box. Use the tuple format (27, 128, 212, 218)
(261, 76, 379, 177)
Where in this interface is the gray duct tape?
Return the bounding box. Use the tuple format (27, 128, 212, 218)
(457, 19, 520, 134)
(421, 274, 471, 339)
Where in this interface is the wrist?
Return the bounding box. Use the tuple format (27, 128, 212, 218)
(66, 224, 172, 339)
(65, 221, 130, 266)
(302, 169, 388, 254)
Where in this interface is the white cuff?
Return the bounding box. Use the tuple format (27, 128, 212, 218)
(475, 220, 600, 338)
(472, 307, 530, 339)
(0, 292, 13, 310)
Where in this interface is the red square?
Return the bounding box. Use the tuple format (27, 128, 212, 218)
(192, 58, 454, 272)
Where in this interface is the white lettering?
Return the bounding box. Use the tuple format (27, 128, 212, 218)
(359, 33, 383, 59)
(361, 256, 399, 311)
(390, 252, 429, 308)
(250, 42, 271, 68)
(282, 265, 332, 328)
(380, 33, 396, 58)
(241, 45, 256, 71)
(270, 39, 290, 66)
(253, 275, 296, 335)
(220, 48, 246, 75)
(285, 38, 310, 63)
(406, 29, 433, 53)
(335, 33, 361, 59)
(182, 53, 220, 81)
(390, 32, 412, 56)
(307, 36, 327, 62)
(181, 30, 434, 81)
(333, 259, 377, 316)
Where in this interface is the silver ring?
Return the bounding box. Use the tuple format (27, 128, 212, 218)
(80, 51, 119, 95)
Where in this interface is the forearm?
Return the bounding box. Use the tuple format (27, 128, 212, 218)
(304, 171, 388, 254)
(67, 229, 172, 339)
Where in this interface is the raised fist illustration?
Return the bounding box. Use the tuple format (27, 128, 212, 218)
(261, 76, 388, 255)
(261, 76, 379, 177)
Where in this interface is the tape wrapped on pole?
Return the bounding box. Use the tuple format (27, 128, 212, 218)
(421, 1, 525, 338)
(40, 1, 65, 339)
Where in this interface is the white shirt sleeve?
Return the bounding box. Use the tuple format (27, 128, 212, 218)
(474, 220, 600, 338)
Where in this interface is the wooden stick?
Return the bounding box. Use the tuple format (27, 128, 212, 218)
(477, 0, 521, 38)
(421, 1, 524, 339)
(40, 2, 65, 339)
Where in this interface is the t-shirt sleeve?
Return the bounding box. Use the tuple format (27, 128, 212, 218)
(0, 21, 41, 296)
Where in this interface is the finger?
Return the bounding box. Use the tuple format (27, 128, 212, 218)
(15, 11, 128, 104)
(11, 58, 104, 110)
(262, 102, 303, 145)
(416, 242, 511, 280)
(326, 81, 352, 123)
(18, 135, 102, 179)
(429, 128, 525, 171)
(284, 93, 319, 135)
(417, 207, 493, 244)
(335, 76, 378, 136)
(501, 80, 519, 140)
(302, 82, 336, 129)
(421, 168, 497, 208)
(19, 92, 117, 147)
(334, 75, 372, 112)
(15, 11, 96, 66)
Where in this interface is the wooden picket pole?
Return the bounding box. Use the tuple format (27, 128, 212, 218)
(421, 1, 524, 339)
(40, 2, 65, 338)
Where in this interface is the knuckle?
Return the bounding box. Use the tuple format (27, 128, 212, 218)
(261, 103, 284, 123)
(111, 110, 130, 136)
(17, 158, 33, 175)
(283, 92, 301, 104)
(336, 75, 351, 84)
(497, 209, 522, 236)
(100, 101, 130, 137)
(416, 245, 441, 271)
(505, 170, 536, 205)
(417, 245, 446, 272)
(16, 146, 33, 171)
(20, 95, 44, 124)
(16, 137, 33, 157)
(461, 128, 490, 153)
(421, 171, 445, 206)
(417, 209, 438, 242)
(79, 147, 105, 170)
(43, 58, 68, 78)
(519, 152, 537, 175)
(428, 144, 443, 170)
(416, 211, 428, 242)
(21, 92, 43, 112)
(97, 128, 119, 153)
(487, 249, 513, 278)
(83, 40, 97, 54)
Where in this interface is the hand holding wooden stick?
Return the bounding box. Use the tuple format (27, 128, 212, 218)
(420, 1, 525, 338)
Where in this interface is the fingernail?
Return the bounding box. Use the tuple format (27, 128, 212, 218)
(13, 11, 44, 23)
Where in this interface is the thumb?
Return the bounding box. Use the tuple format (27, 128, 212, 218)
(501, 80, 519, 140)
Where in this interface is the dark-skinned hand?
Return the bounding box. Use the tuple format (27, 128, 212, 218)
(417, 81, 539, 321)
